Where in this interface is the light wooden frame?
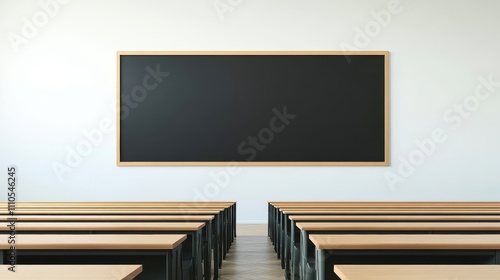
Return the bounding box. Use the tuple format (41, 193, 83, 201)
(116, 51, 389, 166)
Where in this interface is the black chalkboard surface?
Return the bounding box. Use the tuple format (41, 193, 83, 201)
(117, 52, 388, 166)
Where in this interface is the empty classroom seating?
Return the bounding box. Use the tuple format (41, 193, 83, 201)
(1, 201, 236, 280)
(268, 202, 500, 280)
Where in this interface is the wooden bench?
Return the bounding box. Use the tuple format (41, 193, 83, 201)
(334, 264, 500, 280)
(0, 234, 185, 280)
(1, 222, 206, 280)
(0, 264, 142, 280)
(310, 234, 500, 280)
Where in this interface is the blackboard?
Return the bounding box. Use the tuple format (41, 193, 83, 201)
(117, 51, 389, 166)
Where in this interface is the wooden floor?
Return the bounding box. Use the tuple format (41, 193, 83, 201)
(219, 224, 283, 279)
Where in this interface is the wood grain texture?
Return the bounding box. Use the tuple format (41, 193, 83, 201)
(9, 222, 205, 231)
(0, 215, 214, 222)
(1, 202, 235, 208)
(289, 215, 500, 221)
(0, 209, 222, 215)
(0, 265, 142, 280)
(117, 51, 389, 56)
(296, 222, 500, 231)
(334, 265, 500, 280)
(0, 234, 186, 250)
(271, 202, 500, 207)
(219, 236, 283, 280)
(309, 234, 500, 250)
(220, 229, 283, 280)
(282, 209, 500, 214)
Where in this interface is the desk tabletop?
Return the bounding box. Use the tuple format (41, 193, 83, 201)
(1, 209, 222, 214)
(309, 234, 500, 250)
(0, 265, 142, 280)
(2, 202, 235, 206)
(289, 215, 500, 221)
(334, 265, 500, 280)
(0, 234, 186, 250)
(282, 209, 500, 214)
(271, 202, 500, 207)
(0, 215, 214, 222)
(296, 222, 500, 231)
(13, 206, 228, 210)
(7, 222, 205, 231)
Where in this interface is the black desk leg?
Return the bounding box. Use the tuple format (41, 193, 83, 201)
(217, 215, 223, 269)
(194, 231, 203, 280)
(212, 217, 219, 279)
(315, 249, 339, 280)
(290, 221, 298, 280)
(233, 203, 237, 239)
(204, 221, 213, 280)
(280, 212, 286, 265)
(275, 208, 279, 250)
(282, 214, 290, 270)
(167, 246, 182, 280)
(222, 210, 227, 260)
(300, 230, 308, 280)
(268, 203, 271, 238)
(276, 211, 281, 259)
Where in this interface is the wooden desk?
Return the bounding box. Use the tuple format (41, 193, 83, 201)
(0, 234, 185, 280)
(0, 215, 219, 279)
(270, 201, 500, 208)
(2, 201, 236, 250)
(289, 215, 500, 222)
(297, 222, 500, 231)
(0, 214, 214, 222)
(269, 201, 500, 236)
(0, 265, 142, 280)
(4, 201, 235, 207)
(269, 201, 500, 238)
(5, 202, 236, 235)
(0, 234, 186, 249)
(1, 223, 206, 280)
(284, 215, 500, 277)
(293, 222, 500, 280)
(2, 209, 229, 278)
(2, 214, 222, 278)
(310, 234, 500, 280)
(11, 222, 203, 231)
(334, 265, 500, 280)
(274, 208, 500, 272)
(1, 209, 222, 214)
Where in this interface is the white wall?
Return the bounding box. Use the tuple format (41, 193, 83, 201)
(1, 0, 499, 223)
